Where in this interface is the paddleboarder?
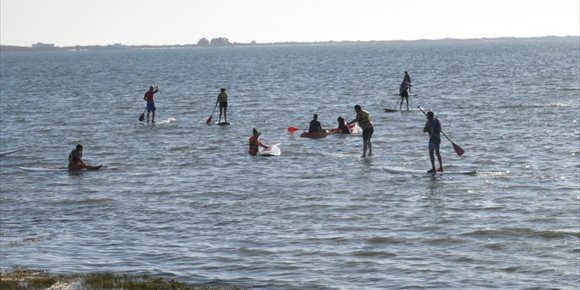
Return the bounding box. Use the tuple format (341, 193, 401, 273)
(143, 85, 159, 123)
(404, 71, 412, 86)
(336, 116, 351, 134)
(68, 144, 102, 171)
(399, 79, 411, 111)
(423, 111, 443, 173)
(216, 88, 228, 123)
(348, 105, 374, 158)
(248, 128, 270, 156)
(308, 114, 323, 133)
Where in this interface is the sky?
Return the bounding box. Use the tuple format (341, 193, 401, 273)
(1, 0, 578, 46)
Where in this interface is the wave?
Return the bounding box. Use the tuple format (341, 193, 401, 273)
(462, 227, 580, 239)
(351, 250, 397, 258)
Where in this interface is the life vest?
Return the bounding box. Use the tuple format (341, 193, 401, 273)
(218, 92, 228, 103)
(68, 150, 81, 162)
(357, 109, 371, 127)
(248, 136, 259, 155)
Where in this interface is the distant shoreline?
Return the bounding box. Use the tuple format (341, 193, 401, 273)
(1, 35, 577, 52)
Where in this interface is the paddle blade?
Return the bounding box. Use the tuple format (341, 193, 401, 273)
(452, 142, 465, 156)
(288, 126, 299, 133)
(139, 112, 144, 122)
(206, 116, 212, 124)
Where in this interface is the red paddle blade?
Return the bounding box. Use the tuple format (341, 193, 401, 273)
(452, 143, 465, 156)
(288, 126, 298, 132)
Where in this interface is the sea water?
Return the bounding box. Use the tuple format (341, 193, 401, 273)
(1, 37, 578, 289)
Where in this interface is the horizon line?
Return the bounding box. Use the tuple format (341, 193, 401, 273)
(1, 35, 578, 49)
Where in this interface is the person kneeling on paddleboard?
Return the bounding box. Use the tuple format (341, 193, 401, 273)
(336, 116, 351, 134)
(248, 128, 269, 156)
(423, 111, 443, 173)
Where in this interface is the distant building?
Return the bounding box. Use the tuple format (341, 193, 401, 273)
(31, 42, 55, 48)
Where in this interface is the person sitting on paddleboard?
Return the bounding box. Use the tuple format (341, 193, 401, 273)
(399, 80, 411, 111)
(68, 144, 102, 171)
(68, 144, 86, 170)
(348, 105, 374, 158)
(144, 85, 159, 123)
(216, 88, 228, 123)
(423, 111, 443, 173)
(336, 116, 351, 134)
(308, 114, 323, 133)
(248, 128, 269, 156)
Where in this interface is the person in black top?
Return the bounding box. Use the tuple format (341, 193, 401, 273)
(308, 114, 323, 133)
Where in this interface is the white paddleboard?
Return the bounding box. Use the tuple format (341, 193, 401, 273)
(258, 144, 281, 157)
(154, 117, 176, 125)
(216, 121, 232, 126)
(19, 165, 116, 172)
(383, 166, 477, 176)
(0, 148, 22, 156)
(19, 166, 68, 172)
(384, 108, 420, 113)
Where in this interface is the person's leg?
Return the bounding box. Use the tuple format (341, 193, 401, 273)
(146, 111, 150, 123)
(405, 97, 409, 111)
(428, 148, 436, 172)
(362, 140, 367, 158)
(367, 140, 372, 156)
(152, 111, 155, 123)
(224, 105, 228, 122)
(361, 130, 369, 157)
(435, 148, 443, 171)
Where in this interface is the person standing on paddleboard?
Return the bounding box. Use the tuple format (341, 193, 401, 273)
(248, 128, 269, 156)
(216, 88, 228, 123)
(404, 71, 412, 86)
(143, 86, 159, 123)
(423, 111, 443, 173)
(348, 104, 374, 158)
(399, 80, 411, 111)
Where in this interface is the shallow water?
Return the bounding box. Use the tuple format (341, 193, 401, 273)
(1, 38, 579, 289)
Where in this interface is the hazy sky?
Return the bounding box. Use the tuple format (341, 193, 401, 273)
(1, 0, 578, 46)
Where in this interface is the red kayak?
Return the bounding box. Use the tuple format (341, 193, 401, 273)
(300, 130, 330, 139)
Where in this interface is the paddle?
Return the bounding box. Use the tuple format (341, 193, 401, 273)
(288, 126, 299, 133)
(138, 108, 145, 122)
(417, 106, 465, 156)
(206, 103, 218, 124)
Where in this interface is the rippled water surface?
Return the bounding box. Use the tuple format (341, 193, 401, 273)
(1, 38, 579, 289)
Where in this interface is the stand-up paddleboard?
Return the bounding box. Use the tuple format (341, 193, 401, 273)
(384, 108, 420, 113)
(392, 93, 418, 97)
(383, 166, 477, 176)
(216, 121, 232, 126)
(258, 143, 281, 157)
(0, 148, 22, 156)
(153, 117, 176, 125)
(19, 165, 116, 172)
